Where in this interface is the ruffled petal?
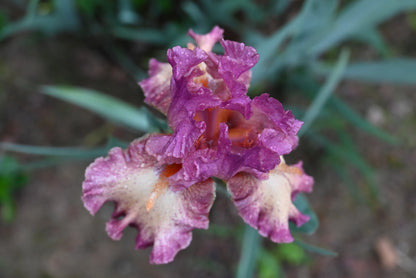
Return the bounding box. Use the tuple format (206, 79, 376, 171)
(219, 39, 259, 79)
(82, 138, 216, 264)
(188, 26, 224, 52)
(167, 46, 208, 80)
(139, 59, 172, 114)
(251, 94, 302, 155)
(227, 158, 313, 243)
(161, 120, 204, 159)
(218, 40, 259, 97)
(238, 146, 281, 177)
(162, 75, 222, 161)
(171, 123, 234, 189)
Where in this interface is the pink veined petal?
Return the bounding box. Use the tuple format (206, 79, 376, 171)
(82, 138, 216, 264)
(227, 157, 313, 243)
(139, 59, 172, 114)
(188, 26, 224, 52)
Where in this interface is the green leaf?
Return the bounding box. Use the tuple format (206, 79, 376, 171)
(118, 0, 140, 24)
(309, 0, 416, 56)
(299, 49, 350, 136)
(329, 96, 398, 145)
(310, 133, 379, 204)
(201, 224, 239, 238)
(258, 249, 282, 278)
(41, 86, 167, 132)
(0, 138, 128, 171)
(290, 194, 319, 235)
(0, 142, 109, 158)
(294, 238, 337, 256)
(351, 27, 390, 57)
(275, 243, 307, 265)
(0, 156, 29, 222)
(110, 26, 170, 45)
(236, 225, 262, 278)
(0, 0, 80, 40)
(288, 72, 398, 145)
(249, 0, 340, 85)
(319, 59, 416, 85)
(248, 0, 316, 86)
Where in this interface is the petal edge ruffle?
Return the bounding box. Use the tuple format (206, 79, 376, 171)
(82, 138, 215, 264)
(227, 158, 313, 243)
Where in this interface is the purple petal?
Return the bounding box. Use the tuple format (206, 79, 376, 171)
(172, 123, 233, 188)
(139, 59, 172, 114)
(217, 40, 259, 98)
(227, 157, 313, 243)
(251, 94, 302, 155)
(161, 120, 203, 159)
(162, 77, 222, 161)
(239, 146, 281, 176)
(221, 94, 252, 119)
(219, 39, 259, 79)
(167, 46, 208, 80)
(188, 26, 224, 52)
(82, 138, 215, 264)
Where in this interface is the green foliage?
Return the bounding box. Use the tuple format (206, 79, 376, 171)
(0, 11, 7, 33)
(0, 156, 28, 222)
(258, 249, 283, 278)
(314, 59, 416, 85)
(408, 12, 416, 31)
(298, 49, 350, 136)
(41, 86, 167, 133)
(290, 194, 319, 235)
(236, 225, 262, 278)
(275, 243, 308, 265)
(0, 0, 80, 40)
(294, 239, 337, 257)
(75, 0, 101, 16)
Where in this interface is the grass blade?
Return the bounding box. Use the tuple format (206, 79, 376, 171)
(341, 59, 416, 85)
(310, 0, 416, 56)
(288, 72, 398, 144)
(310, 133, 379, 204)
(0, 142, 109, 158)
(41, 86, 166, 132)
(299, 49, 350, 136)
(294, 239, 337, 256)
(330, 96, 398, 144)
(236, 225, 262, 278)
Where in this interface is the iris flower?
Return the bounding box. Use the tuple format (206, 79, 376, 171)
(82, 26, 313, 264)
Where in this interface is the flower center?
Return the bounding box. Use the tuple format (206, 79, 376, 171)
(194, 108, 257, 149)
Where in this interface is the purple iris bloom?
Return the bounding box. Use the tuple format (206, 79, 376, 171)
(82, 26, 313, 264)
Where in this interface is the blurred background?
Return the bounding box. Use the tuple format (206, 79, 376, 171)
(0, 0, 416, 277)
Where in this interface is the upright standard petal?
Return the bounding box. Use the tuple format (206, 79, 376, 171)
(139, 59, 172, 114)
(82, 137, 215, 264)
(227, 158, 313, 243)
(167, 46, 208, 80)
(188, 26, 224, 52)
(218, 40, 259, 115)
